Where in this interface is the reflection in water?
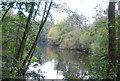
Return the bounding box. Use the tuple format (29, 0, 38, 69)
(46, 47, 89, 79)
(27, 46, 89, 79)
(27, 60, 64, 79)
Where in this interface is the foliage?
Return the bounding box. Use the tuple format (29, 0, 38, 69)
(47, 12, 87, 49)
(47, 12, 108, 53)
(1, 1, 71, 79)
(1, 1, 120, 80)
(2, 10, 40, 78)
(47, 10, 113, 79)
(60, 30, 81, 49)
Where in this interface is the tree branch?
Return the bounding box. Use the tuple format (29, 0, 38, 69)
(0, 6, 11, 23)
(21, 0, 53, 72)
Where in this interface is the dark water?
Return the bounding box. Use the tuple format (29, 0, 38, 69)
(27, 46, 90, 79)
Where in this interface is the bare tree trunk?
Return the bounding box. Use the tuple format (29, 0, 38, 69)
(108, 1, 116, 78)
(19, 0, 53, 75)
(16, 2, 35, 61)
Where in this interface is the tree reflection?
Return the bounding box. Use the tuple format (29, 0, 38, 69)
(46, 47, 89, 79)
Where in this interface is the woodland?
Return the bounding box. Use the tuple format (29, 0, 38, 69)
(0, 0, 120, 81)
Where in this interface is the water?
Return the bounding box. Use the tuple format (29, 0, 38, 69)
(27, 46, 89, 79)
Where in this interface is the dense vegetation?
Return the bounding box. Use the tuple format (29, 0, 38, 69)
(47, 11, 110, 79)
(1, 1, 54, 79)
(47, 2, 120, 79)
(47, 12, 108, 53)
(1, 1, 120, 81)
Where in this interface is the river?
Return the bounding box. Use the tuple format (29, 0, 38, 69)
(26, 45, 90, 80)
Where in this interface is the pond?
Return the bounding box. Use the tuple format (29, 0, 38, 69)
(26, 45, 95, 80)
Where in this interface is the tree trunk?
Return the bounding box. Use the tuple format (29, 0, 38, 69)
(117, 1, 120, 60)
(117, 1, 120, 79)
(108, 1, 116, 78)
(16, 2, 35, 61)
(18, 0, 53, 76)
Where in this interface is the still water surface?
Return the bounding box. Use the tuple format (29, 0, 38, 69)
(27, 46, 89, 79)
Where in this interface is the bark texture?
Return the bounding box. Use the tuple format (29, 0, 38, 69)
(108, 1, 116, 78)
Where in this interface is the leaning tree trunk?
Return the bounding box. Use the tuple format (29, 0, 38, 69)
(108, 1, 116, 79)
(18, 0, 53, 76)
(16, 2, 35, 61)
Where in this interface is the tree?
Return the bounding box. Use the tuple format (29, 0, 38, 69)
(108, 0, 116, 78)
(117, 1, 120, 79)
(47, 12, 87, 49)
(16, 2, 35, 61)
(18, 1, 53, 76)
(1, 1, 53, 79)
